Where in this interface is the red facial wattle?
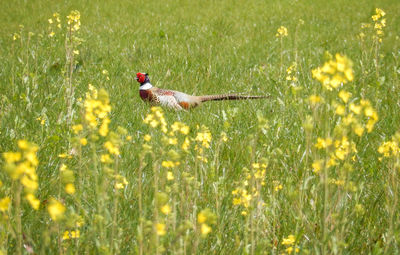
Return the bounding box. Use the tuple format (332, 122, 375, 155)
(136, 73, 146, 83)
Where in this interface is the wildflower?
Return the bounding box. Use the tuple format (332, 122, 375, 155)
(155, 223, 166, 236)
(161, 204, 171, 215)
(80, 138, 87, 146)
(182, 137, 190, 151)
(72, 124, 83, 134)
(167, 171, 174, 180)
(335, 104, 346, 115)
(349, 103, 362, 115)
(338, 90, 351, 103)
(312, 160, 323, 173)
(309, 95, 321, 105)
(195, 126, 212, 148)
(100, 154, 113, 164)
(286, 62, 298, 83)
(25, 194, 40, 210)
(201, 224, 212, 236)
(144, 134, 151, 142)
(115, 175, 128, 189)
(315, 137, 333, 149)
(276, 26, 288, 37)
(104, 141, 120, 155)
(65, 183, 76, 194)
(0, 197, 11, 212)
(273, 181, 283, 191)
(282, 235, 296, 245)
(353, 124, 364, 137)
(67, 10, 81, 31)
(63, 230, 80, 240)
(3, 152, 21, 163)
(47, 198, 66, 221)
(312, 54, 353, 90)
(197, 212, 207, 223)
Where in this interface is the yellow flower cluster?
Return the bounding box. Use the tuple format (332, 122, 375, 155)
(47, 197, 66, 221)
(48, 12, 61, 37)
(114, 174, 129, 190)
(143, 107, 168, 133)
(286, 62, 298, 83)
(232, 163, 267, 214)
(276, 26, 288, 37)
(378, 133, 400, 158)
(281, 235, 299, 254)
(197, 209, 216, 237)
(313, 136, 357, 173)
(62, 230, 80, 240)
(312, 54, 354, 90)
(60, 164, 76, 195)
(0, 197, 11, 212)
(171, 121, 190, 135)
(2, 140, 40, 210)
(84, 84, 111, 133)
(195, 125, 212, 148)
(333, 94, 378, 135)
(67, 10, 81, 32)
(372, 8, 386, 43)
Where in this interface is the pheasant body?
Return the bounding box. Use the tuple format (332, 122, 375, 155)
(136, 73, 267, 110)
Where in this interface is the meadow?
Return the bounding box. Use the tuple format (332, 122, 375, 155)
(1, 0, 400, 254)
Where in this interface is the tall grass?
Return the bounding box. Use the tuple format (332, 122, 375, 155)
(1, 0, 400, 254)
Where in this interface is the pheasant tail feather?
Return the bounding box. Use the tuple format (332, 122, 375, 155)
(199, 94, 268, 102)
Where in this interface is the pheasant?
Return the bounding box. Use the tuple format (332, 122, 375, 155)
(136, 72, 267, 110)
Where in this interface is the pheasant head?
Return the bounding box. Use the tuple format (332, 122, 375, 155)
(136, 72, 150, 85)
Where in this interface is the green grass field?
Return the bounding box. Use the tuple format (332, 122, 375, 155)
(1, 0, 400, 254)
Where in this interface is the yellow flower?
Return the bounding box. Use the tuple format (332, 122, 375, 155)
(312, 160, 323, 173)
(282, 235, 296, 245)
(100, 154, 113, 164)
(155, 223, 166, 236)
(201, 223, 212, 236)
(195, 126, 212, 148)
(276, 26, 288, 37)
(63, 230, 80, 240)
(72, 124, 83, 134)
(338, 90, 351, 103)
(0, 197, 11, 212)
(349, 103, 362, 115)
(315, 137, 332, 149)
(167, 171, 174, 180)
(18, 140, 29, 150)
(3, 152, 21, 163)
(198, 212, 207, 223)
(286, 246, 294, 254)
(161, 204, 171, 215)
(25, 194, 40, 210)
(104, 141, 120, 155)
(144, 134, 151, 142)
(161, 161, 175, 168)
(182, 137, 190, 151)
(309, 95, 321, 105)
(80, 138, 87, 146)
(47, 198, 66, 221)
(115, 183, 124, 189)
(335, 104, 346, 115)
(65, 183, 76, 194)
(353, 125, 364, 137)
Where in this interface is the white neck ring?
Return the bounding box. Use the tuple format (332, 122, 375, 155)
(140, 82, 153, 90)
